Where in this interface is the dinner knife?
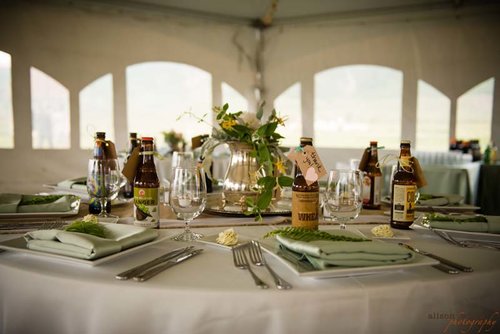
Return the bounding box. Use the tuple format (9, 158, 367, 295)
(133, 248, 204, 282)
(115, 246, 194, 280)
(399, 243, 473, 272)
(432, 264, 459, 274)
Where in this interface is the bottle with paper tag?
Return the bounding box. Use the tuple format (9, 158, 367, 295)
(290, 137, 323, 230)
(361, 141, 382, 210)
(133, 137, 160, 228)
(89, 132, 111, 214)
(390, 140, 417, 229)
(123, 133, 141, 198)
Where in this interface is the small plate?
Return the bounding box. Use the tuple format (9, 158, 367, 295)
(197, 233, 250, 249)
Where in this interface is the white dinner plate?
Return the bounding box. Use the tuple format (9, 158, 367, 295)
(198, 231, 438, 278)
(0, 235, 167, 266)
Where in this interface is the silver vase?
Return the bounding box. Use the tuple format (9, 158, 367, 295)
(222, 141, 260, 207)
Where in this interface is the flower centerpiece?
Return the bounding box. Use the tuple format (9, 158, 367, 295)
(183, 103, 293, 219)
(162, 130, 186, 153)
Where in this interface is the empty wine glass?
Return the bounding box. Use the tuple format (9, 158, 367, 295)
(87, 158, 124, 218)
(324, 169, 362, 229)
(169, 166, 207, 241)
(171, 151, 194, 169)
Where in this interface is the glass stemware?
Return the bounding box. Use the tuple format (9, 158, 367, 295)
(324, 169, 362, 229)
(169, 166, 207, 241)
(87, 158, 124, 218)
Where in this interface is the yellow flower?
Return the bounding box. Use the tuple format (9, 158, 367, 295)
(276, 116, 287, 126)
(221, 119, 237, 130)
(274, 159, 287, 174)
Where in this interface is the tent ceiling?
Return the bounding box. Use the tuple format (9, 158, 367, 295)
(84, 0, 478, 24)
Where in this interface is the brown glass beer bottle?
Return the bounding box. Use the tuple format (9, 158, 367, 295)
(291, 137, 320, 230)
(362, 141, 382, 210)
(390, 140, 417, 229)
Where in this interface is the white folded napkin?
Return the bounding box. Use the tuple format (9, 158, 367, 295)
(24, 223, 159, 260)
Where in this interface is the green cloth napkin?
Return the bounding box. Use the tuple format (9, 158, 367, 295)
(0, 194, 22, 213)
(276, 234, 414, 270)
(0, 194, 78, 213)
(57, 177, 87, 192)
(428, 215, 500, 234)
(17, 195, 77, 213)
(24, 223, 159, 260)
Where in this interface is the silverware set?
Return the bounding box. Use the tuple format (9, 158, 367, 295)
(432, 229, 500, 251)
(232, 241, 292, 290)
(399, 243, 473, 274)
(115, 246, 203, 282)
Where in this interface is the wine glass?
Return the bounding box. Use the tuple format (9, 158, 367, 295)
(87, 158, 124, 218)
(169, 166, 207, 241)
(324, 169, 362, 229)
(171, 151, 194, 169)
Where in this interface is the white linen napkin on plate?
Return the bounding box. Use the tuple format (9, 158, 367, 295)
(24, 223, 159, 260)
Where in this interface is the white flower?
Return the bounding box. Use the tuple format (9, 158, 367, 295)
(239, 112, 261, 130)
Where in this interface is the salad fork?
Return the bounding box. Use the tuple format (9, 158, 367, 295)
(248, 240, 292, 290)
(231, 245, 268, 289)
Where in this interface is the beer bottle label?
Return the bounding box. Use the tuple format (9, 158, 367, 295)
(392, 184, 416, 222)
(362, 175, 381, 205)
(134, 187, 159, 228)
(292, 191, 319, 229)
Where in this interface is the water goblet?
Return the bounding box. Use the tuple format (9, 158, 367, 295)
(87, 158, 124, 218)
(324, 169, 362, 229)
(169, 166, 207, 241)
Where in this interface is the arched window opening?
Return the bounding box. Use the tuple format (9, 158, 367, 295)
(274, 82, 302, 147)
(126, 62, 212, 151)
(0, 51, 13, 149)
(416, 80, 451, 152)
(31, 67, 70, 149)
(79, 74, 114, 149)
(314, 65, 402, 149)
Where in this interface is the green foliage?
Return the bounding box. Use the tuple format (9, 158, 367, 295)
(65, 220, 106, 238)
(263, 227, 371, 242)
(20, 195, 64, 206)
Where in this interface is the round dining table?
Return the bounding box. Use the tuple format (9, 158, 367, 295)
(0, 203, 499, 334)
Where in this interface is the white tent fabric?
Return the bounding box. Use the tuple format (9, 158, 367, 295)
(0, 0, 499, 193)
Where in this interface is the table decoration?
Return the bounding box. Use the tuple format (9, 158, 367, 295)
(182, 103, 293, 219)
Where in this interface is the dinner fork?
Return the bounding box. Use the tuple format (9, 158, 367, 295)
(231, 245, 268, 289)
(248, 240, 292, 290)
(433, 229, 500, 250)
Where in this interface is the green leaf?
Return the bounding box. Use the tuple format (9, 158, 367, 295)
(263, 227, 371, 242)
(256, 102, 264, 120)
(278, 176, 293, 187)
(265, 122, 278, 136)
(257, 190, 273, 210)
(65, 221, 106, 238)
(222, 103, 229, 112)
(257, 176, 276, 189)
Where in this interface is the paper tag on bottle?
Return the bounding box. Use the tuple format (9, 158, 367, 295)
(104, 140, 118, 159)
(287, 145, 327, 185)
(122, 146, 141, 183)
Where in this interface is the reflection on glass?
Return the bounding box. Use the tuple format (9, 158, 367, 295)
(314, 65, 402, 149)
(0, 51, 13, 149)
(274, 82, 302, 147)
(456, 78, 494, 149)
(126, 62, 212, 150)
(80, 74, 114, 149)
(31, 67, 70, 149)
(416, 80, 451, 152)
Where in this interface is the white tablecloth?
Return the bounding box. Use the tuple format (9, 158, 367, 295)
(1, 222, 499, 334)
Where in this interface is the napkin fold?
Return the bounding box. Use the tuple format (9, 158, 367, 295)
(427, 215, 500, 234)
(0, 194, 77, 213)
(276, 233, 414, 269)
(24, 223, 159, 260)
(0, 194, 22, 213)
